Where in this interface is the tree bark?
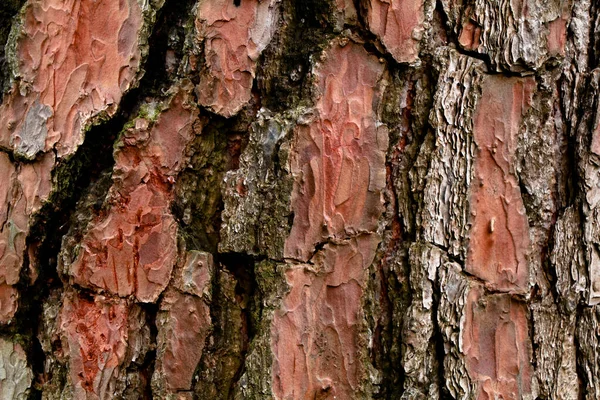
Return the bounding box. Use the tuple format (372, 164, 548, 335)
(0, 0, 595, 399)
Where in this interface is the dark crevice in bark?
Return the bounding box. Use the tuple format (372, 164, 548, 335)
(558, 72, 584, 210)
(587, 1, 599, 71)
(378, 65, 436, 398)
(574, 304, 588, 399)
(172, 118, 243, 254)
(373, 65, 437, 398)
(0, 0, 26, 94)
(542, 220, 561, 307)
(432, 0, 450, 46)
(217, 252, 259, 396)
(433, 0, 455, 47)
(369, 264, 394, 398)
(141, 0, 197, 95)
(552, 81, 573, 213)
(380, 120, 409, 397)
(431, 252, 448, 399)
(138, 302, 159, 400)
(194, 267, 235, 400)
(354, 0, 370, 31)
(370, 168, 405, 398)
(256, 0, 335, 112)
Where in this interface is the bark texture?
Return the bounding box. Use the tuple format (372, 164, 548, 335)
(0, 0, 597, 399)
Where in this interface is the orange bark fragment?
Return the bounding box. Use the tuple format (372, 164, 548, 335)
(459, 19, 482, 51)
(284, 42, 386, 262)
(69, 86, 199, 302)
(195, 0, 276, 117)
(273, 40, 387, 399)
(547, 17, 567, 56)
(463, 287, 532, 399)
(273, 236, 379, 399)
(0, 0, 145, 158)
(61, 294, 128, 399)
(365, 0, 425, 63)
(0, 152, 53, 322)
(467, 75, 535, 293)
(158, 291, 211, 391)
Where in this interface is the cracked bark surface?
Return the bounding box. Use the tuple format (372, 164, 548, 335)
(0, 0, 598, 399)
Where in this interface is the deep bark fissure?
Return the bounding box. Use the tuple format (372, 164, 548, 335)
(217, 252, 259, 395)
(172, 115, 232, 253)
(0, 0, 26, 94)
(587, 1, 599, 71)
(574, 304, 588, 400)
(255, 0, 334, 112)
(138, 302, 160, 400)
(371, 183, 404, 398)
(431, 253, 447, 399)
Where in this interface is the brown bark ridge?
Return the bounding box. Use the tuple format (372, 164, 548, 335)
(0, 0, 598, 399)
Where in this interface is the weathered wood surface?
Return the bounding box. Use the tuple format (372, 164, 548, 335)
(0, 0, 597, 399)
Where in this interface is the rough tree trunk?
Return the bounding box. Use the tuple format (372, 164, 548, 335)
(0, 0, 596, 399)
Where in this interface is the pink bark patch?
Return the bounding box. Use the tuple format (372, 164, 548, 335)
(463, 287, 532, 399)
(0, 0, 145, 158)
(284, 42, 386, 262)
(158, 290, 211, 391)
(273, 235, 379, 399)
(547, 17, 567, 56)
(154, 251, 213, 393)
(466, 75, 535, 293)
(0, 152, 53, 322)
(71, 183, 178, 302)
(0, 284, 18, 324)
(0, 153, 20, 287)
(195, 0, 276, 117)
(69, 87, 199, 302)
(365, 0, 425, 63)
(459, 19, 482, 51)
(61, 294, 128, 398)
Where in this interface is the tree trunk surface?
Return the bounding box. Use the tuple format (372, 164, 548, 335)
(0, 0, 595, 399)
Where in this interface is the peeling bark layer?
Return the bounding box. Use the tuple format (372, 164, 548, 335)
(0, 0, 149, 158)
(364, 0, 431, 64)
(284, 41, 387, 262)
(65, 84, 200, 303)
(467, 74, 534, 293)
(194, 0, 277, 117)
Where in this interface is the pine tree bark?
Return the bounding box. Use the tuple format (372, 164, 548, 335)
(0, 0, 596, 399)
